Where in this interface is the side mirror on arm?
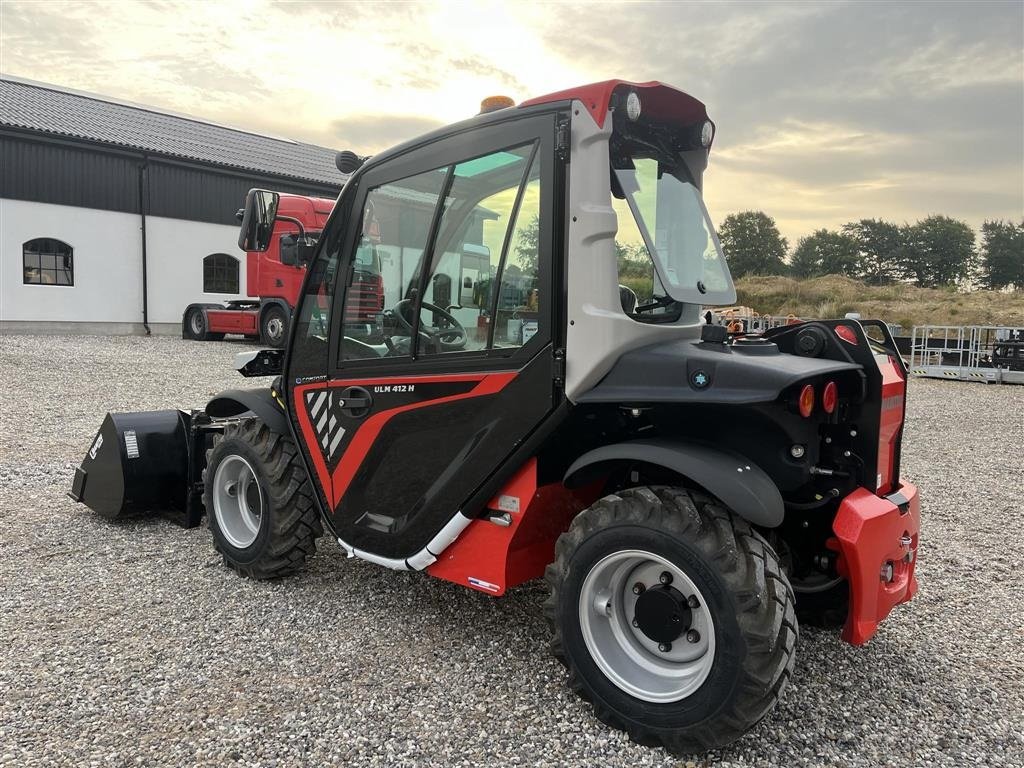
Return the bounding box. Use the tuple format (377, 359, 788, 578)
(238, 189, 280, 252)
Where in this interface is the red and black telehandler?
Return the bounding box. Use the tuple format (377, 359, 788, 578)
(71, 80, 920, 753)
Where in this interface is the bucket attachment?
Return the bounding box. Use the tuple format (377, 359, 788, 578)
(69, 410, 198, 525)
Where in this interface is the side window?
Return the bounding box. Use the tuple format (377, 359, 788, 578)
(339, 169, 450, 361)
(493, 171, 540, 348)
(610, 193, 682, 322)
(203, 253, 239, 294)
(418, 143, 541, 356)
(23, 238, 73, 286)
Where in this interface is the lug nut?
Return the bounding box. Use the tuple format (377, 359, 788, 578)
(790, 444, 806, 459)
(632, 582, 645, 595)
(850, 429, 858, 437)
(658, 642, 672, 653)
(659, 571, 673, 585)
(687, 595, 700, 609)
(686, 629, 700, 643)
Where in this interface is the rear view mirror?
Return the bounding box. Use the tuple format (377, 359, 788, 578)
(238, 189, 280, 252)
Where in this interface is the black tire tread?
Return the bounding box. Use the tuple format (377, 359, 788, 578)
(544, 486, 798, 754)
(205, 418, 322, 579)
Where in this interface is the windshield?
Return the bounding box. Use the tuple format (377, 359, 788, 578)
(614, 157, 735, 306)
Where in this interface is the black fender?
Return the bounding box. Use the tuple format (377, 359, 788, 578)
(206, 388, 289, 435)
(564, 439, 784, 528)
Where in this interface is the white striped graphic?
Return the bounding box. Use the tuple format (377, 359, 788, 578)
(306, 389, 346, 461)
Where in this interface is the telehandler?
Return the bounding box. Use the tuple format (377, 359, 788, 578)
(71, 80, 920, 753)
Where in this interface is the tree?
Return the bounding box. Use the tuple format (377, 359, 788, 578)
(978, 219, 1024, 290)
(716, 211, 788, 277)
(900, 215, 976, 288)
(842, 219, 904, 284)
(790, 229, 860, 278)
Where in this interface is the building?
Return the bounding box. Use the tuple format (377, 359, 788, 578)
(0, 75, 345, 334)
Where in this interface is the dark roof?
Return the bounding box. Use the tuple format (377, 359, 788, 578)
(0, 76, 345, 187)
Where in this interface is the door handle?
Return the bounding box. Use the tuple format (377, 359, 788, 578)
(338, 386, 372, 418)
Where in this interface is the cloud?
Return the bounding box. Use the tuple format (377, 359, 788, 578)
(328, 114, 446, 154)
(1, 0, 1020, 243)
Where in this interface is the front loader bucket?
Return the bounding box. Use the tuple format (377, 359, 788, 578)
(69, 410, 192, 522)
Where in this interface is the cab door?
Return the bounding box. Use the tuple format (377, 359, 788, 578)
(293, 113, 560, 560)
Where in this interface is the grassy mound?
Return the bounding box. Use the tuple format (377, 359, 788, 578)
(734, 275, 1024, 330)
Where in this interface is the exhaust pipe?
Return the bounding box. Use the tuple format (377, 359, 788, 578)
(70, 409, 203, 526)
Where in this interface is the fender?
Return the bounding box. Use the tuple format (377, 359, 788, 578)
(563, 439, 784, 528)
(206, 388, 289, 435)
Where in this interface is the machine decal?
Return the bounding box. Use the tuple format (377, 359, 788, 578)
(295, 372, 516, 507)
(304, 390, 347, 464)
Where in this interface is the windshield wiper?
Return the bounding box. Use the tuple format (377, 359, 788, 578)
(635, 294, 676, 313)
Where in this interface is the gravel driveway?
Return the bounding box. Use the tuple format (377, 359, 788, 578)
(1, 334, 1022, 767)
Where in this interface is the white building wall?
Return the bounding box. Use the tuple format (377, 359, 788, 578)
(145, 216, 246, 325)
(0, 198, 143, 324)
(0, 199, 248, 331)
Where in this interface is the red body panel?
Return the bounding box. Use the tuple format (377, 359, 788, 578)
(519, 80, 708, 131)
(205, 309, 259, 334)
(427, 459, 601, 595)
(876, 355, 906, 495)
(294, 372, 516, 508)
(831, 483, 920, 645)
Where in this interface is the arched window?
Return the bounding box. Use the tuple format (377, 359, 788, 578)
(203, 253, 239, 294)
(23, 238, 73, 285)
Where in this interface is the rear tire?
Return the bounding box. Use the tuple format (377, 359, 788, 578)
(204, 419, 322, 579)
(261, 305, 289, 348)
(545, 486, 797, 754)
(183, 307, 225, 341)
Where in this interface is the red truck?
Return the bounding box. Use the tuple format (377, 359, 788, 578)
(182, 193, 384, 348)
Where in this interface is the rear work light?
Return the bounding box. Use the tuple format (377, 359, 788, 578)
(822, 381, 838, 414)
(834, 324, 859, 345)
(799, 384, 815, 418)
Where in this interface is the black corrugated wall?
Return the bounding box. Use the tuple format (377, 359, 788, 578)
(0, 133, 341, 223)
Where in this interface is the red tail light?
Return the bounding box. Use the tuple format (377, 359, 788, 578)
(822, 381, 838, 414)
(799, 384, 815, 418)
(835, 325, 859, 345)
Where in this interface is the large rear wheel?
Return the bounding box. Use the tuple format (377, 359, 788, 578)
(204, 419, 322, 579)
(546, 486, 797, 754)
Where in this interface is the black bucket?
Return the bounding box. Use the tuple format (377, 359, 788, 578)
(69, 410, 192, 520)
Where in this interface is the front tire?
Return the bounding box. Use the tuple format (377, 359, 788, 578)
(261, 305, 289, 348)
(204, 419, 322, 579)
(545, 486, 797, 754)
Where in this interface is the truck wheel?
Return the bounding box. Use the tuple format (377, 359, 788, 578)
(183, 307, 225, 341)
(545, 486, 797, 753)
(261, 306, 289, 348)
(204, 419, 322, 579)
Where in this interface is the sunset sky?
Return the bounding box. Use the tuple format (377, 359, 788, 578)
(1, 0, 1021, 245)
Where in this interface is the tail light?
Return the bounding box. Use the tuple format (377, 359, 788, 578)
(822, 381, 838, 414)
(799, 384, 815, 418)
(835, 325, 859, 345)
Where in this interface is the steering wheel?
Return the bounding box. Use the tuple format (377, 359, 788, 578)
(393, 299, 467, 352)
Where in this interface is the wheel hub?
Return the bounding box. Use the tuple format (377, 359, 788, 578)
(634, 585, 692, 643)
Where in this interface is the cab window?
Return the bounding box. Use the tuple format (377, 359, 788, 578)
(418, 142, 541, 356)
(338, 169, 449, 361)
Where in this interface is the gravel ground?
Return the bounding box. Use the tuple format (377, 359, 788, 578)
(1, 334, 1022, 767)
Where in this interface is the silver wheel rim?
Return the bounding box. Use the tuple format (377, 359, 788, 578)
(190, 311, 204, 335)
(579, 549, 716, 703)
(212, 455, 264, 549)
(265, 316, 284, 342)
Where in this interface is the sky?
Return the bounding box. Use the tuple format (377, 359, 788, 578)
(1, 0, 1021, 246)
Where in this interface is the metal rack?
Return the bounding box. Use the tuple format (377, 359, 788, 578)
(909, 325, 1024, 385)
